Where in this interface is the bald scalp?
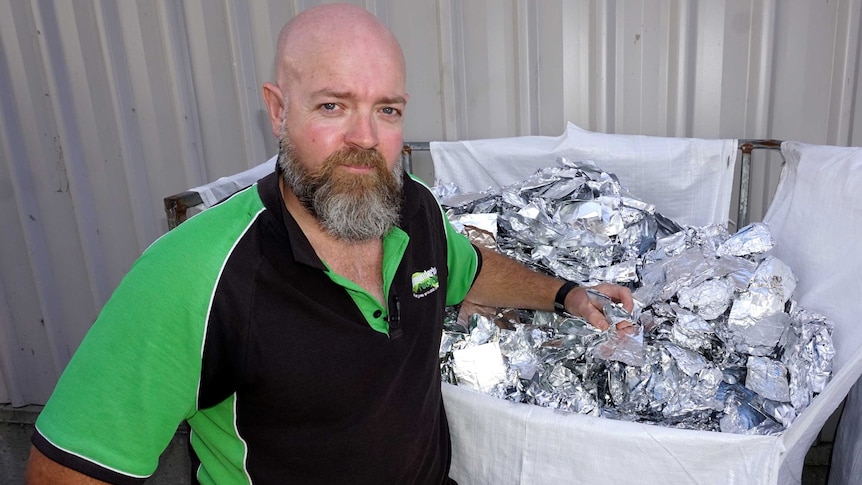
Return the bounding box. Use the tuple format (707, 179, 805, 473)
(274, 3, 405, 87)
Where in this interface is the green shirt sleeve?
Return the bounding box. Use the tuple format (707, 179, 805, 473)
(34, 185, 264, 478)
(442, 216, 480, 306)
(36, 243, 205, 477)
(408, 175, 479, 306)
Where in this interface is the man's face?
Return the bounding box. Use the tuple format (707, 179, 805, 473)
(280, 34, 408, 182)
(274, 33, 409, 241)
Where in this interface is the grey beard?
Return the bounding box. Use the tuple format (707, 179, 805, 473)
(278, 141, 404, 242)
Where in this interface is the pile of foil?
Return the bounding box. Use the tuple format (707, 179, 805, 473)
(436, 158, 835, 434)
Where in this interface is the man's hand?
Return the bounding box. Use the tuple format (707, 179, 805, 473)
(563, 282, 634, 331)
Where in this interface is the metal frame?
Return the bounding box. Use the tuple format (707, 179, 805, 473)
(736, 139, 783, 228)
(163, 190, 204, 230)
(164, 139, 784, 230)
(399, 141, 430, 174)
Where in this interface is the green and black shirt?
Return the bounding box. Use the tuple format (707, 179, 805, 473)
(32, 169, 479, 484)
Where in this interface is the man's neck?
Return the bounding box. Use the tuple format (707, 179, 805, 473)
(279, 178, 385, 304)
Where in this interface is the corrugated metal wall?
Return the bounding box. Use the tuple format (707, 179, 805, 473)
(1, 0, 860, 406)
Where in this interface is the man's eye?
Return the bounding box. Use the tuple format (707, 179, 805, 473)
(321, 103, 337, 111)
(381, 107, 401, 116)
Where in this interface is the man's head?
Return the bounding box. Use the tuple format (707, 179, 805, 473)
(262, 4, 409, 242)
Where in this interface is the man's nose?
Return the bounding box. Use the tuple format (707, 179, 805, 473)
(344, 112, 379, 150)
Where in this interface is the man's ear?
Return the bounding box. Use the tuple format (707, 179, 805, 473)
(262, 82, 285, 138)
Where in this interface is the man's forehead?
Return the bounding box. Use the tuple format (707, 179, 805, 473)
(307, 88, 407, 105)
(285, 51, 406, 103)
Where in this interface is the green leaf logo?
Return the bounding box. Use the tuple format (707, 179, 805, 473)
(411, 267, 439, 298)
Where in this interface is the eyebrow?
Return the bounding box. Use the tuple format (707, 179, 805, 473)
(311, 89, 406, 106)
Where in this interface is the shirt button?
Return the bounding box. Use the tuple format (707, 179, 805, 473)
(373, 310, 382, 318)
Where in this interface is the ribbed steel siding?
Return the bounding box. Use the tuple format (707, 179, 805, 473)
(0, 0, 860, 405)
(0, 0, 293, 406)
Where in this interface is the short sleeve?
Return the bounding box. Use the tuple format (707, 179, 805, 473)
(32, 243, 207, 481)
(32, 187, 263, 482)
(441, 212, 480, 306)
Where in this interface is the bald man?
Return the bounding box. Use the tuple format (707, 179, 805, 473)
(25, 4, 632, 484)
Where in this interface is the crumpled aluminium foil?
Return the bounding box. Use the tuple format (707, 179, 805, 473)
(435, 158, 835, 435)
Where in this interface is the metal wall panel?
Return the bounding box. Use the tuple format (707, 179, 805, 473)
(1, 0, 860, 405)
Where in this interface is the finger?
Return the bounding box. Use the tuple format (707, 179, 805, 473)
(616, 321, 638, 336)
(592, 318, 610, 331)
(583, 307, 609, 331)
(599, 283, 635, 313)
(619, 290, 634, 313)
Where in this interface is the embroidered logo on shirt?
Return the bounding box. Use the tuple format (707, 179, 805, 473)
(411, 267, 439, 298)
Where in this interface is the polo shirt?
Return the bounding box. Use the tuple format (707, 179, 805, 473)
(32, 169, 480, 484)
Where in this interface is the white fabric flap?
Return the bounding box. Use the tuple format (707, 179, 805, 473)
(763, 141, 862, 485)
(431, 123, 738, 227)
(443, 383, 779, 485)
(190, 155, 277, 208)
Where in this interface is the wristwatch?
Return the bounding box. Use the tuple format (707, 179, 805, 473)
(553, 280, 578, 315)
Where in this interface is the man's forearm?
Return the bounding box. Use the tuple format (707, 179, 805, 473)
(25, 447, 110, 485)
(464, 246, 564, 311)
(465, 246, 634, 330)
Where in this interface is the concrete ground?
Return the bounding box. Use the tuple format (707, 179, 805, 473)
(1, 404, 834, 484)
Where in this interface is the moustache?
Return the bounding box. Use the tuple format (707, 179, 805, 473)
(327, 148, 388, 169)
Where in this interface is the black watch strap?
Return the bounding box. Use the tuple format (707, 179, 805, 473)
(554, 280, 578, 315)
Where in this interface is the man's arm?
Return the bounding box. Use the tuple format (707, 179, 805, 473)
(25, 447, 110, 485)
(465, 246, 633, 330)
